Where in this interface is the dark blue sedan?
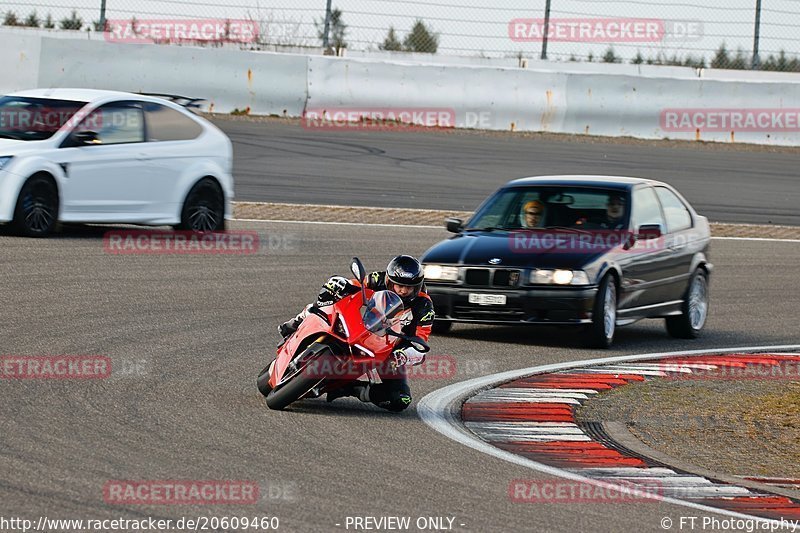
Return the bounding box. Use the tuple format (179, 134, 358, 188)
(421, 176, 712, 348)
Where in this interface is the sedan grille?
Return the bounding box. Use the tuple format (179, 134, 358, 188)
(463, 268, 521, 288)
(464, 269, 491, 286)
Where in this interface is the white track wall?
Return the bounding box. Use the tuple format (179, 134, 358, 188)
(3, 32, 800, 146)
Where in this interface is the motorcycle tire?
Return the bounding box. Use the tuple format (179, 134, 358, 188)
(266, 347, 333, 410)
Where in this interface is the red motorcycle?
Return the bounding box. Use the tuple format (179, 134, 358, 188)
(257, 258, 430, 410)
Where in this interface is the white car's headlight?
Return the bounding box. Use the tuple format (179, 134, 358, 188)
(0, 156, 13, 170)
(530, 269, 590, 286)
(424, 264, 459, 281)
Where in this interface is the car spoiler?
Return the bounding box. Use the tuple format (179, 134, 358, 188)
(139, 93, 206, 111)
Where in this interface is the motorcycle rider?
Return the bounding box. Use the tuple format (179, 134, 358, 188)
(279, 255, 434, 412)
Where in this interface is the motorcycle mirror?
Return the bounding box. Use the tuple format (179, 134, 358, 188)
(351, 257, 369, 309)
(351, 257, 367, 282)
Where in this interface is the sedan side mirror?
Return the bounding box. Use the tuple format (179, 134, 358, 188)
(637, 224, 663, 240)
(445, 218, 463, 234)
(72, 130, 101, 145)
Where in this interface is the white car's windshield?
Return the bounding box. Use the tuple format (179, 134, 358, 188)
(0, 96, 87, 141)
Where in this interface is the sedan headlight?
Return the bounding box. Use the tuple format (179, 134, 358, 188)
(424, 264, 460, 281)
(530, 269, 590, 286)
(0, 156, 13, 170)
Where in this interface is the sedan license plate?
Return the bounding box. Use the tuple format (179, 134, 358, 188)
(468, 293, 507, 306)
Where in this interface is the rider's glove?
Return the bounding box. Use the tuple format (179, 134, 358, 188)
(325, 276, 349, 296)
(392, 347, 426, 369)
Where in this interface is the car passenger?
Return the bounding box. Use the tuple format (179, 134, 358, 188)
(583, 194, 627, 230)
(520, 200, 545, 228)
(601, 193, 627, 229)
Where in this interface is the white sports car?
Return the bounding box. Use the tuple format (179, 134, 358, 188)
(0, 88, 233, 236)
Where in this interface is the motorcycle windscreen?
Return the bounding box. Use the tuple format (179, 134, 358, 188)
(363, 290, 404, 335)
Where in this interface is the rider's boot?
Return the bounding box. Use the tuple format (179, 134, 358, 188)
(327, 383, 370, 403)
(278, 306, 312, 339)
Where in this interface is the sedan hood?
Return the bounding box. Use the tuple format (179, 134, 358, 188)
(423, 231, 608, 270)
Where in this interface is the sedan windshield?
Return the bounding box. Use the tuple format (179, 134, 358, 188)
(467, 186, 630, 231)
(0, 96, 88, 141)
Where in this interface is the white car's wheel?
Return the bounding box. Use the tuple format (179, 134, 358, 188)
(12, 175, 59, 237)
(177, 178, 225, 232)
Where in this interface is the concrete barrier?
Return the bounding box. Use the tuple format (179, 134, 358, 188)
(0, 33, 42, 94)
(308, 55, 800, 145)
(3, 30, 800, 145)
(0, 33, 308, 116)
(306, 56, 569, 131)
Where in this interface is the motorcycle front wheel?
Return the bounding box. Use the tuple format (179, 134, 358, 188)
(265, 345, 334, 410)
(256, 359, 275, 397)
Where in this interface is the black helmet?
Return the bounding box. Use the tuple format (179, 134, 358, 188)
(385, 255, 424, 304)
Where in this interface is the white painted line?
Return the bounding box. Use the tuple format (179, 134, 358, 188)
(233, 201, 458, 214)
(478, 388, 600, 395)
(475, 388, 596, 400)
(574, 367, 668, 377)
(654, 363, 719, 371)
(468, 427, 586, 435)
(603, 476, 714, 487)
(232, 218, 441, 229)
(465, 420, 578, 426)
(418, 344, 800, 524)
(230, 216, 800, 241)
(471, 394, 582, 405)
(465, 421, 582, 430)
(506, 387, 599, 394)
(575, 467, 681, 477)
(476, 434, 593, 443)
(712, 236, 800, 243)
(608, 364, 694, 373)
(661, 487, 755, 498)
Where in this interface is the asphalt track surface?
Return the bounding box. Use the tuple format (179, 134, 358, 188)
(217, 119, 800, 226)
(2, 221, 799, 532)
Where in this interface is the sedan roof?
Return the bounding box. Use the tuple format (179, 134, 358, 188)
(507, 175, 663, 190)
